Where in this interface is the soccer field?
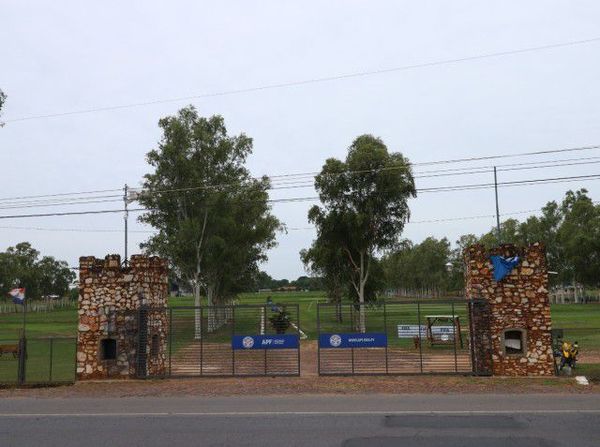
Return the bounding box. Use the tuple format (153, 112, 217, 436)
(1, 293, 600, 340)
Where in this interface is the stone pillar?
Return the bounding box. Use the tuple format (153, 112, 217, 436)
(76, 254, 169, 380)
(465, 243, 554, 376)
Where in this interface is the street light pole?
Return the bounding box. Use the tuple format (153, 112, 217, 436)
(494, 166, 501, 242)
(123, 183, 128, 266)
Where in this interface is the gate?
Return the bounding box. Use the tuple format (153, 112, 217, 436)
(317, 299, 491, 376)
(168, 304, 300, 377)
(0, 336, 77, 386)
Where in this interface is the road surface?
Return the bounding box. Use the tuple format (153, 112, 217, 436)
(1, 394, 599, 446)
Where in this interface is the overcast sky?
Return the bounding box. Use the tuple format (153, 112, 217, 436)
(1, 1, 600, 279)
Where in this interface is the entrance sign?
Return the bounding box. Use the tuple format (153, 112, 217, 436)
(232, 334, 299, 350)
(319, 333, 388, 349)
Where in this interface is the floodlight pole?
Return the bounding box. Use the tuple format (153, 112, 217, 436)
(494, 166, 501, 242)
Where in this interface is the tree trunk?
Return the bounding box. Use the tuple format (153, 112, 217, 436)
(358, 277, 366, 333)
(193, 281, 202, 339)
(207, 283, 216, 333)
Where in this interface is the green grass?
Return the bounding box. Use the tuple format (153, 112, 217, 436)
(0, 308, 76, 339)
(1, 294, 600, 385)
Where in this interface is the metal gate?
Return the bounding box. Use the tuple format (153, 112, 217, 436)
(168, 304, 300, 377)
(317, 299, 491, 376)
(0, 336, 77, 386)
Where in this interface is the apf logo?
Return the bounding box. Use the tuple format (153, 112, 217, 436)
(329, 334, 342, 347)
(242, 336, 255, 349)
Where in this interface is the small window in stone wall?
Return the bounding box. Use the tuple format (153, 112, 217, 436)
(151, 334, 159, 358)
(503, 329, 526, 355)
(100, 338, 117, 360)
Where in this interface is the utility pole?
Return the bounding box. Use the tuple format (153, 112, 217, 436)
(494, 166, 501, 243)
(123, 183, 128, 266)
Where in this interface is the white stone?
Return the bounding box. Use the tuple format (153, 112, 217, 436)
(77, 351, 86, 362)
(78, 324, 90, 332)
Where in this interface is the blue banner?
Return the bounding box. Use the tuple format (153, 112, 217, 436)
(232, 334, 299, 350)
(319, 333, 388, 349)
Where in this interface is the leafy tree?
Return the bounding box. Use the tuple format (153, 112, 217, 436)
(518, 201, 564, 280)
(479, 218, 523, 247)
(467, 189, 600, 287)
(0, 242, 74, 300)
(557, 189, 600, 286)
(301, 230, 348, 305)
(36, 256, 74, 297)
(382, 237, 453, 294)
(307, 135, 416, 331)
(138, 106, 280, 334)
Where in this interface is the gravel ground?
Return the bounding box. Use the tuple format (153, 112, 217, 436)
(1, 375, 597, 398)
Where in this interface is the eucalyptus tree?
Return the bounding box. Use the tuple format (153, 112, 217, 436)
(301, 230, 349, 322)
(138, 106, 280, 335)
(307, 135, 416, 332)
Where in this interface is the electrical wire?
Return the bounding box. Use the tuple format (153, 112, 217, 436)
(0, 144, 596, 206)
(0, 203, 581, 233)
(6, 36, 600, 123)
(0, 171, 595, 219)
(130, 144, 600, 197)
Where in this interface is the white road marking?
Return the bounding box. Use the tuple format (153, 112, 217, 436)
(1, 409, 600, 417)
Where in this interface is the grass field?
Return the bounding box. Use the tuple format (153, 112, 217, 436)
(1, 293, 599, 384)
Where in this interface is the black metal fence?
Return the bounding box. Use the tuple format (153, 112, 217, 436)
(0, 336, 76, 386)
(167, 304, 301, 377)
(317, 300, 490, 376)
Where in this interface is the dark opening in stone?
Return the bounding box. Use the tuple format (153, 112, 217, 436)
(151, 334, 159, 357)
(101, 338, 117, 360)
(503, 329, 526, 355)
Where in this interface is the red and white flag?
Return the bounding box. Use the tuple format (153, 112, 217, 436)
(9, 288, 25, 305)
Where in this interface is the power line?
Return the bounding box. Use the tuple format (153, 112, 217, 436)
(417, 173, 600, 193)
(6, 36, 600, 124)
(265, 159, 600, 192)
(262, 144, 600, 182)
(128, 144, 600, 198)
(0, 153, 592, 210)
(0, 225, 153, 234)
(0, 171, 595, 219)
(0, 208, 146, 220)
(0, 205, 572, 233)
(0, 143, 595, 206)
(0, 197, 122, 210)
(0, 188, 121, 203)
(0, 191, 596, 233)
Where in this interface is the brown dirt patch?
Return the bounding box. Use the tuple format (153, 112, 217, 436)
(1, 374, 598, 399)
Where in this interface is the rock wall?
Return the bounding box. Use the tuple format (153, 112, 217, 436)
(465, 243, 554, 376)
(77, 254, 169, 380)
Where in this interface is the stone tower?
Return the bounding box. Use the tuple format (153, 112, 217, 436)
(76, 254, 169, 379)
(465, 243, 554, 376)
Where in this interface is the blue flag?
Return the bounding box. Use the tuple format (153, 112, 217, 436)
(490, 255, 520, 281)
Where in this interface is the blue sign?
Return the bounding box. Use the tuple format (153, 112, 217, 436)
(232, 334, 299, 350)
(319, 333, 388, 349)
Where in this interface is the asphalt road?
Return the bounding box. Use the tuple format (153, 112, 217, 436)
(1, 394, 599, 447)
